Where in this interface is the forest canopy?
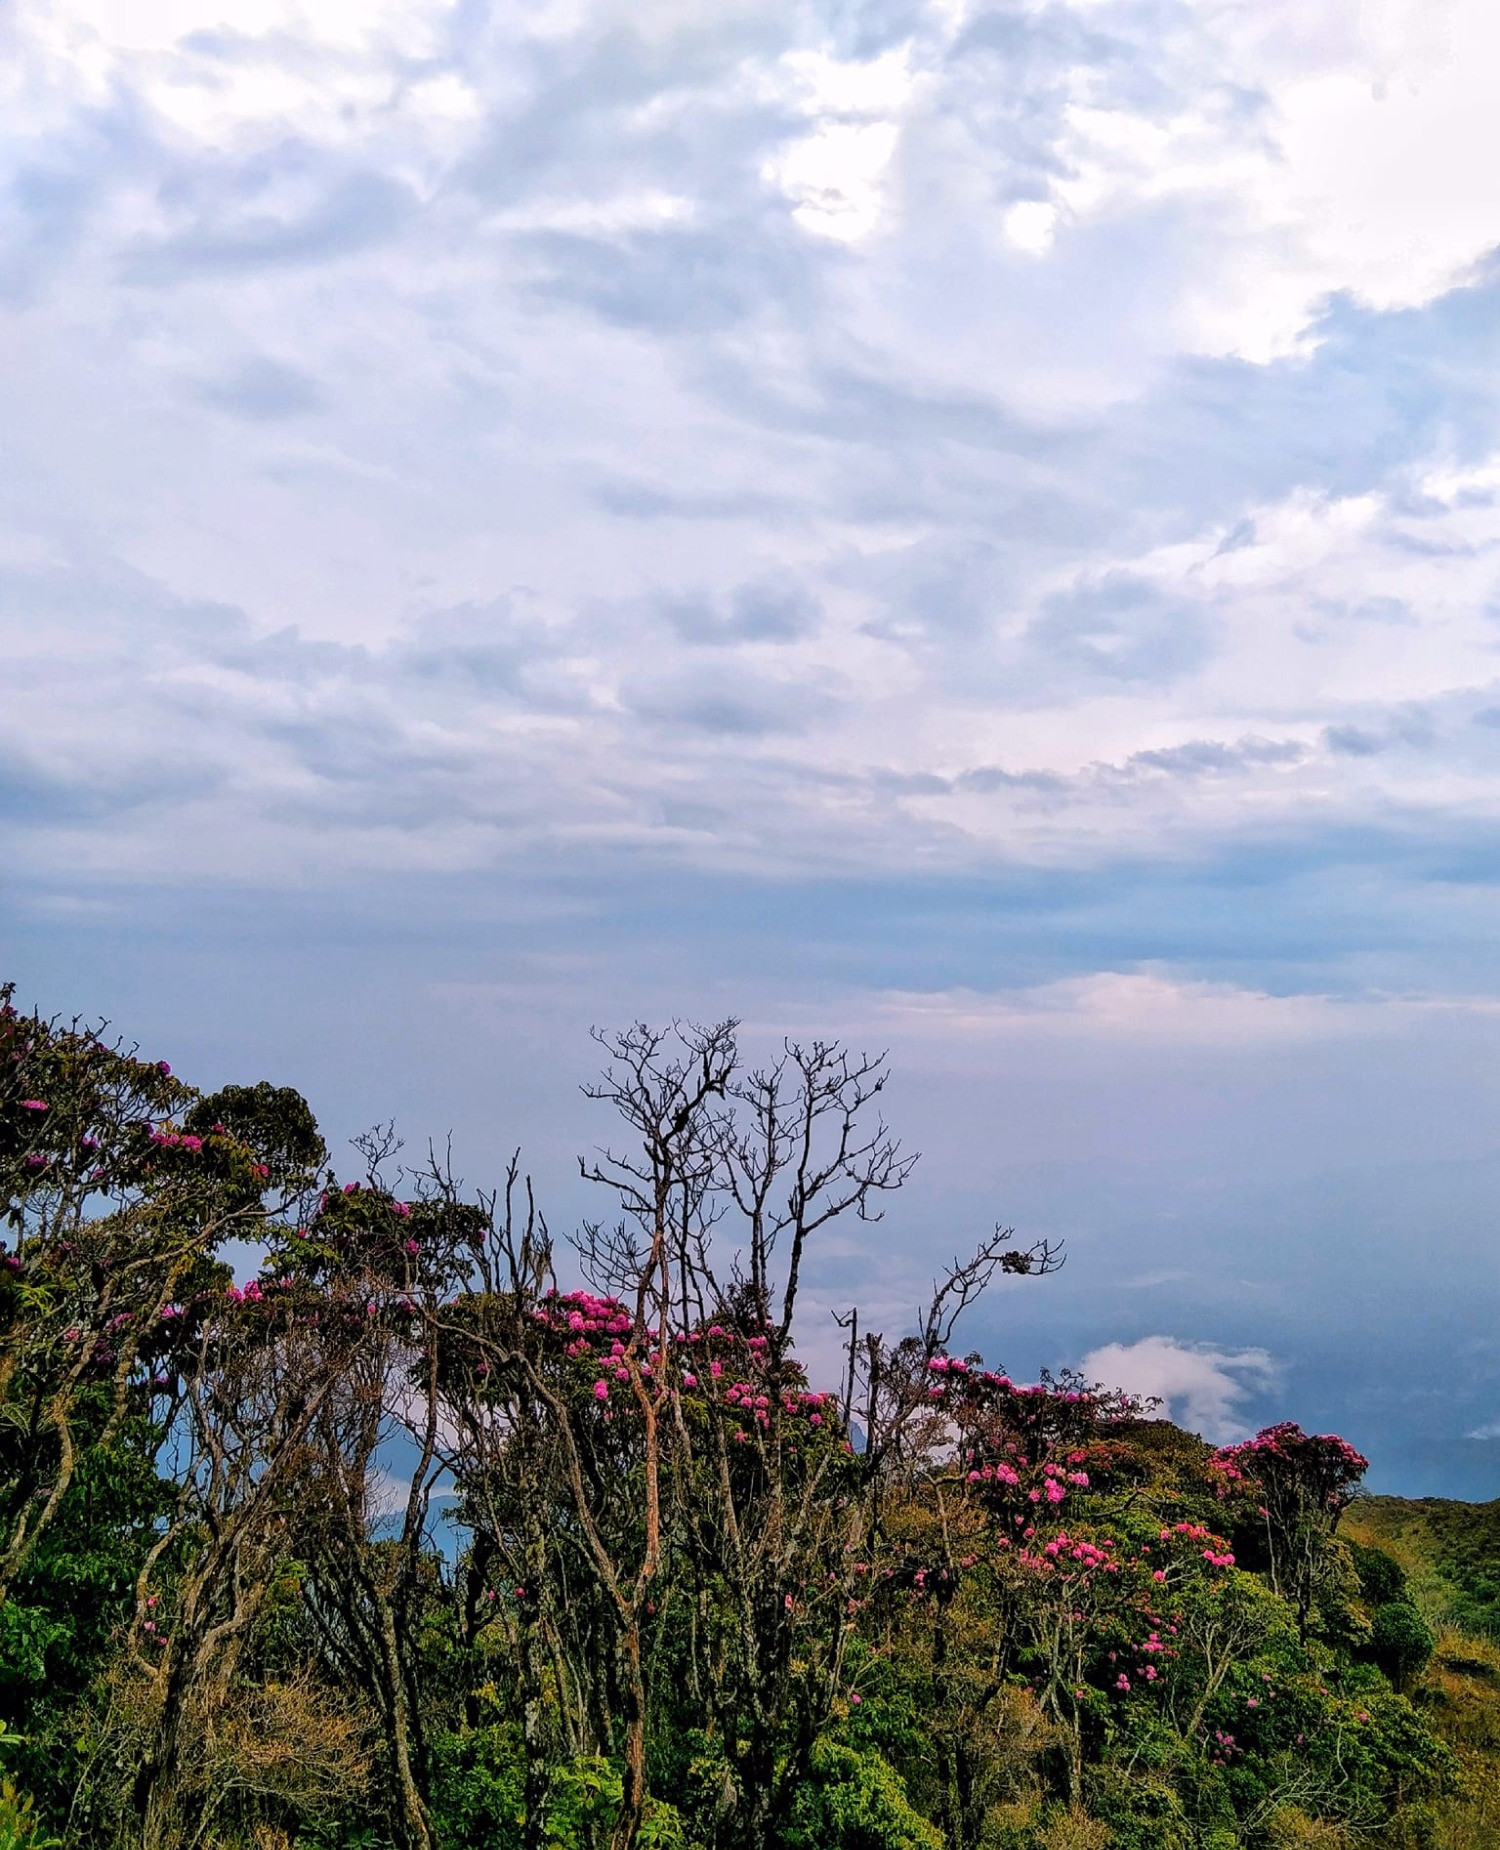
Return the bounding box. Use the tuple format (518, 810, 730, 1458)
(0, 986, 1470, 1850)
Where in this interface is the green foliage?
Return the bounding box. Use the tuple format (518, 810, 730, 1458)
(1371, 1601, 1437, 1688)
(1352, 1540, 1409, 1608)
(428, 1726, 524, 1848)
(0, 1776, 54, 1850)
(429, 1732, 691, 1850)
(0, 1728, 57, 1850)
(184, 1080, 327, 1188)
(782, 1742, 943, 1850)
(1349, 1497, 1500, 1644)
(1082, 1763, 1193, 1850)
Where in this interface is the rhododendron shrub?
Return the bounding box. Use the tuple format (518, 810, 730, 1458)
(409, 1022, 1059, 1850)
(0, 986, 322, 1601)
(850, 1370, 1246, 1841)
(0, 987, 344, 1848)
(1210, 1423, 1370, 1637)
(821, 1364, 1449, 1850)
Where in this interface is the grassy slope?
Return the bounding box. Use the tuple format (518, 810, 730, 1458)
(1344, 1497, 1500, 1847)
(1346, 1497, 1500, 1641)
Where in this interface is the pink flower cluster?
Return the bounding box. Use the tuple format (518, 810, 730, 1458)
(1038, 1533, 1115, 1571)
(533, 1289, 636, 1343)
(150, 1129, 204, 1153)
(1210, 1422, 1368, 1516)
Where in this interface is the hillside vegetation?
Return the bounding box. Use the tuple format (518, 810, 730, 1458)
(2, 987, 1497, 1849)
(1342, 1499, 1500, 1847)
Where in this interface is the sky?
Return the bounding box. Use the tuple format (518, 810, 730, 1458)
(4, 0, 1500, 1493)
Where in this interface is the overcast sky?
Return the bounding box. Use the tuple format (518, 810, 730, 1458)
(5, 0, 1500, 1491)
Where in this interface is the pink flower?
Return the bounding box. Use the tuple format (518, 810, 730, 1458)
(593, 1381, 609, 1402)
(403, 1239, 420, 1256)
(682, 1372, 697, 1387)
(849, 1693, 862, 1706)
(18, 1100, 47, 1111)
(391, 1201, 411, 1218)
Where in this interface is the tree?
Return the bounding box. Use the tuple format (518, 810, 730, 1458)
(1209, 1424, 1369, 1638)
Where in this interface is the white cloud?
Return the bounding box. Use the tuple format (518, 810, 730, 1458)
(765, 119, 902, 242)
(763, 44, 918, 242)
(1003, 200, 1059, 256)
(1080, 1336, 1278, 1444)
(6, 0, 1500, 909)
(874, 975, 1346, 1046)
(1034, 0, 1500, 361)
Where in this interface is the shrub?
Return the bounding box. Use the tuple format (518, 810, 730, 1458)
(782, 1742, 942, 1850)
(1350, 1541, 1407, 1608)
(1371, 1602, 1437, 1689)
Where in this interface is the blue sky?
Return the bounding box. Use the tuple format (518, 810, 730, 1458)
(4, 0, 1500, 1492)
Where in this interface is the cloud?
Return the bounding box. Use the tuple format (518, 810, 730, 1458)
(1026, 572, 1210, 686)
(871, 975, 1355, 1047)
(1079, 1336, 1279, 1444)
(195, 356, 326, 420)
(125, 170, 417, 282)
(664, 575, 822, 647)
